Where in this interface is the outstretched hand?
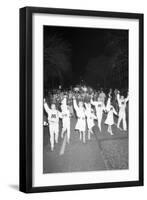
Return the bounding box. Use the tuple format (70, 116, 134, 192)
(108, 93, 112, 98)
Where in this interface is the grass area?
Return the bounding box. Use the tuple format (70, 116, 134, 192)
(100, 138, 128, 170)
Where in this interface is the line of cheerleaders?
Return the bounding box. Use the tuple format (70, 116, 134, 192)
(44, 90, 129, 151)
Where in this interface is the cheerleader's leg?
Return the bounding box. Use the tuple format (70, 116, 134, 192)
(90, 120, 94, 134)
(66, 122, 70, 144)
(88, 130, 91, 140)
(117, 112, 123, 130)
(87, 120, 91, 140)
(79, 131, 82, 141)
(97, 113, 102, 132)
(83, 131, 86, 143)
(122, 112, 127, 131)
(107, 125, 110, 132)
(61, 125, 66, 138)
(88, 125, 93, 140)
(109, 125, 113, 135)
(54, 124, 59, 144)
(83, 120, 86, 143)
(61, 119, 67, 138)
(49, 125, 54, 151)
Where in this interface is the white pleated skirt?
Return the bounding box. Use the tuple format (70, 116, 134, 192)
(75, 118, 86, 132)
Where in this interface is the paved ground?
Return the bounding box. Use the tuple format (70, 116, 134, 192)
(43, 114, 128, 173)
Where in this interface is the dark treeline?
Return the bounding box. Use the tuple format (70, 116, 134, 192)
(44, 26, 128, 91)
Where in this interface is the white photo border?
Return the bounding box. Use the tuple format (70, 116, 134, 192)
(32, 13, 139, 187)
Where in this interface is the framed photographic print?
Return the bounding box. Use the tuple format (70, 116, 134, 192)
(19, 7, 144, 193)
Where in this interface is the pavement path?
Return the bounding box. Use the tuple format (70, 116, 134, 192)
(43, 114, 128, 173)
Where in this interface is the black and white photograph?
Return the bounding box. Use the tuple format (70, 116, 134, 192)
(19, 7, 143, 193)
(43, 26, 129, 174)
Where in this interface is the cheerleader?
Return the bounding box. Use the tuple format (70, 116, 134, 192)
(117, 91, 129, 131)
(99, 90, 106, 104)
(73, 96, 86, 143)
(85, 102, 97, 140)
(60, 103, 71, 144)
(105, 96, 118, 135)
(44, 98, 60, 151)
(68, 92, 74, 117)
(91, 97, 105, 132)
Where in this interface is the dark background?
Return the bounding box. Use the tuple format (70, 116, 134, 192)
(44, 26, 128, 90)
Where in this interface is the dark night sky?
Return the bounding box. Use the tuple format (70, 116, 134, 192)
(44, 26, 128, 87)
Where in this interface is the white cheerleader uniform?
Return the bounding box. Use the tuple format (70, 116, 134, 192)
(73, 99, 86, 132)
(105, 105, 117, 125)
(85, 103, 96, 130)
(117, 93, 129, 131)
(44, 102, 60, 150)
(91, 99, 105, 131)
(60, 106, 71, 141)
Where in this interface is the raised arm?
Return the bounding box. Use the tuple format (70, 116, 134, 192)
(84, 102, 89, 110)
(102, 102, 106, 111)
(92, 112, 97, 120)
(61, 96, 67, 106)
(125, 92, 129, 103)
(58, 111, 62, 119)
(44, 99, 50, 114)
(90, 98, 96, 106)
(113, 107, 118, 116)
(73, 97, 79, 113)
(117, 92, 121, 105)
(105, 97, 111, 111)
